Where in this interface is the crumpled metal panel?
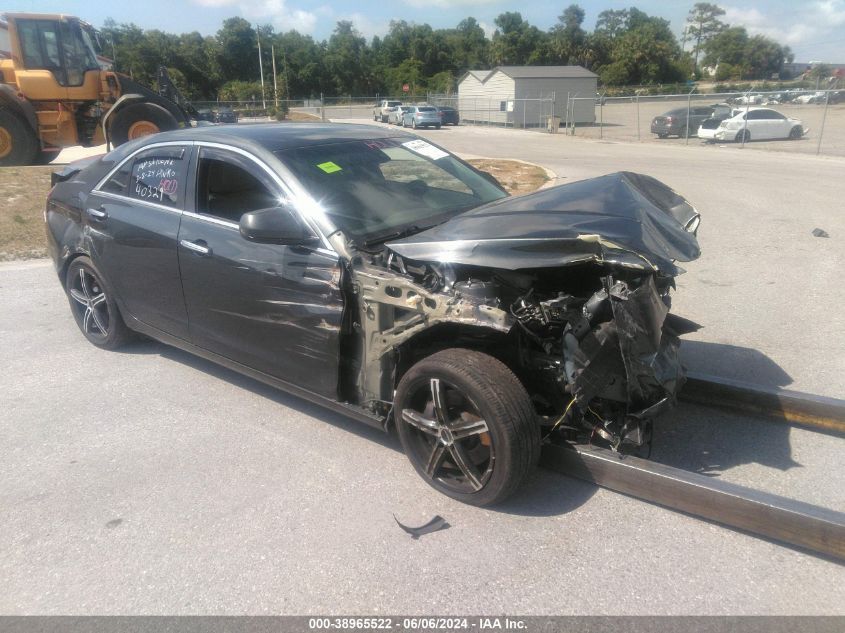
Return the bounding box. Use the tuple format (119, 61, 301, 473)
(387, 172, 700, 274)
(566, 277, 685, 419)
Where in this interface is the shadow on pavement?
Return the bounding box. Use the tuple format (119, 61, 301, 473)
(655, 340, 800, 475)
(120, 338, 599, 517)
(120, 337, 798, 513)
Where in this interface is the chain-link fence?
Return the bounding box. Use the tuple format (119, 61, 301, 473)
(190, 88, 845, 157)
(568, 89, 845, 157)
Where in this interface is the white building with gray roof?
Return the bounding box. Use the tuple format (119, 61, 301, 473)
(457, 66, 598, 127)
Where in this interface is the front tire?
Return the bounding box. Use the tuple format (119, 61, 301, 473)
(394, 349, 540, 506)
(65, 257, 132, 350)
(789, 125, 803, 139)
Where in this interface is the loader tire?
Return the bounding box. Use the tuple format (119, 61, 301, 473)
(110, 103, 178, 146)
(0, 109, 38, 166)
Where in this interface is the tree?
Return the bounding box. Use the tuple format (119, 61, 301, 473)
(216, 18, 258, 84)
(549, 5, 587, 65)
(685, 3, 727, 67)
(490, 12, 547, 65)
(324, 21, 368, 94)
(704, 27, 791, 79)
(595, 9, 629, 40)
(592, 8, 686, 85)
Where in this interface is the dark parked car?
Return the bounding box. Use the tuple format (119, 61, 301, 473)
(46, 124, 701, 506)
(196, 108, 215, 123)
(434, 105, 460, 125)
(650, 105, 729, 138)
(215, 106, 238, 123)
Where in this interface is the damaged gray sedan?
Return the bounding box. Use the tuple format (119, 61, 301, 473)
(46, 124, 700, 506)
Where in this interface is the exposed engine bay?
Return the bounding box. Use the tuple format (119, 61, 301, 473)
(342, 172, 702, 453)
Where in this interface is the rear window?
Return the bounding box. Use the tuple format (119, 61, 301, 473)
(418, 107, 436, 112)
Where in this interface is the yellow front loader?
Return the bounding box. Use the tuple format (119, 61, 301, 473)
(0, 13, 194, 166)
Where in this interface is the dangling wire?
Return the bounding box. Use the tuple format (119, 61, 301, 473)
(542, 397, 577, 442)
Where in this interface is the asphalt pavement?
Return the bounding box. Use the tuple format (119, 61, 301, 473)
(2, 126, 844, 615)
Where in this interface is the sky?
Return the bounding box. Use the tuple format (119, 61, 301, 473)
(13, 0, 845, 61)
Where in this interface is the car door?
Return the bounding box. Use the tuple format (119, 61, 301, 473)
(87, 143, 192, 339)
(176, 145, 343, 398)
(765, 110, 790, 138)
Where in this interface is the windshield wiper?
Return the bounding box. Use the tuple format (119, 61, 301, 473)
(362, 223, 437, 247)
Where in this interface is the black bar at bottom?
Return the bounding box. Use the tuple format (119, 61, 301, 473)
(541, 443, 845, 561)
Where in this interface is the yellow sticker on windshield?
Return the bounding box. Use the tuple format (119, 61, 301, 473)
(317, 161, 342, 173)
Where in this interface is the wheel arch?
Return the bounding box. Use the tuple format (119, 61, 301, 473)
(387, 322, 517, 427)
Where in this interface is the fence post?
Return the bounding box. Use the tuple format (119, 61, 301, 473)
(320, 92, 325, 121)
(636, 94, 640, 140)
(816, 90, 830, 155)
(600, 93, 604, 139)
(741, 92, 750, 148)
(685, 87, 693, 145)
(523, 99, 526, 129)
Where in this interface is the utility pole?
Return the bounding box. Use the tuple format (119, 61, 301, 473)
(271, 44, 279, 107)
(257, 27, 266, 110)
(281, 46, 291, 102)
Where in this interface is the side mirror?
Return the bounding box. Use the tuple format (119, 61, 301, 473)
(239, 205, 319, 246)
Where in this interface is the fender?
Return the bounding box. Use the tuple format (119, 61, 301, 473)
(0, 84, 38, 133)
(113, 73, 191, 126)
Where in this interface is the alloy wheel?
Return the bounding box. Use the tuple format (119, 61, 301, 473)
(68, 266, 110, 339)
(400, 377, 494, 494)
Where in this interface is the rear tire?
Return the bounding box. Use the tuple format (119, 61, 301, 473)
(0, 109, 38, 166)
(736, 129, 751, 143)
(65, 257, 132, 350)
(394, 349, 540, 506)
(435, 124, 441, 129)
(110, 103, 179, 146)
(657, 133, 668, 139)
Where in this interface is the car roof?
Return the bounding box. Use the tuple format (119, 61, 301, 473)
(127, 123, 406, 153)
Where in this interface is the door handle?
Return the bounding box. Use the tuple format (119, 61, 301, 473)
(86, 206, 108, 221)
(180, 239, 211, 256)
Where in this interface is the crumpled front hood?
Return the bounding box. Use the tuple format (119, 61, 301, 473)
(387, 172, 701, 274)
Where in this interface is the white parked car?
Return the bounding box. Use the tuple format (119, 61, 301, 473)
(708, 107, 805, 143)
(388, 105, 413, 125)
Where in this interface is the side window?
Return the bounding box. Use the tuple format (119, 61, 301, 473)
(100, 161, 132, 196)
(747, 110, 766, 120)
(17, 20, 67, 85)
(195, 149, 280, 223)
(128, 146, 189, 208)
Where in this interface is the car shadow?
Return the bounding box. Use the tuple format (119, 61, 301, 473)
(118, 338, 598, 517)
(119, 338, 801, 513)
(652, 340, 800, 475)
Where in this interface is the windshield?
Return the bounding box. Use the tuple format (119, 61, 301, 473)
(276, 138, 508, 245)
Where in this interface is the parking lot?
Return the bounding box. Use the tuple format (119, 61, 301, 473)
(1, 122, 844, 614)
(317, 98, 845, 157)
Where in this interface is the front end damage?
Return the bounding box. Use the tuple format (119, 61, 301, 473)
(344, 172, 701, 453)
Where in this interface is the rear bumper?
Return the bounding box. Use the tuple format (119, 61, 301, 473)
(697, 127, 719, 140)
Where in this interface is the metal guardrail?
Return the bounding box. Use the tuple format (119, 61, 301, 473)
(682, 373, 845, 435)
(540, 376, 845, 561)
(541, 443, 845, 561)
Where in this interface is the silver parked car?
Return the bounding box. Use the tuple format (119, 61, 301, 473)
(402, 106, 441, 129)
(388, 106, 413, 125)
